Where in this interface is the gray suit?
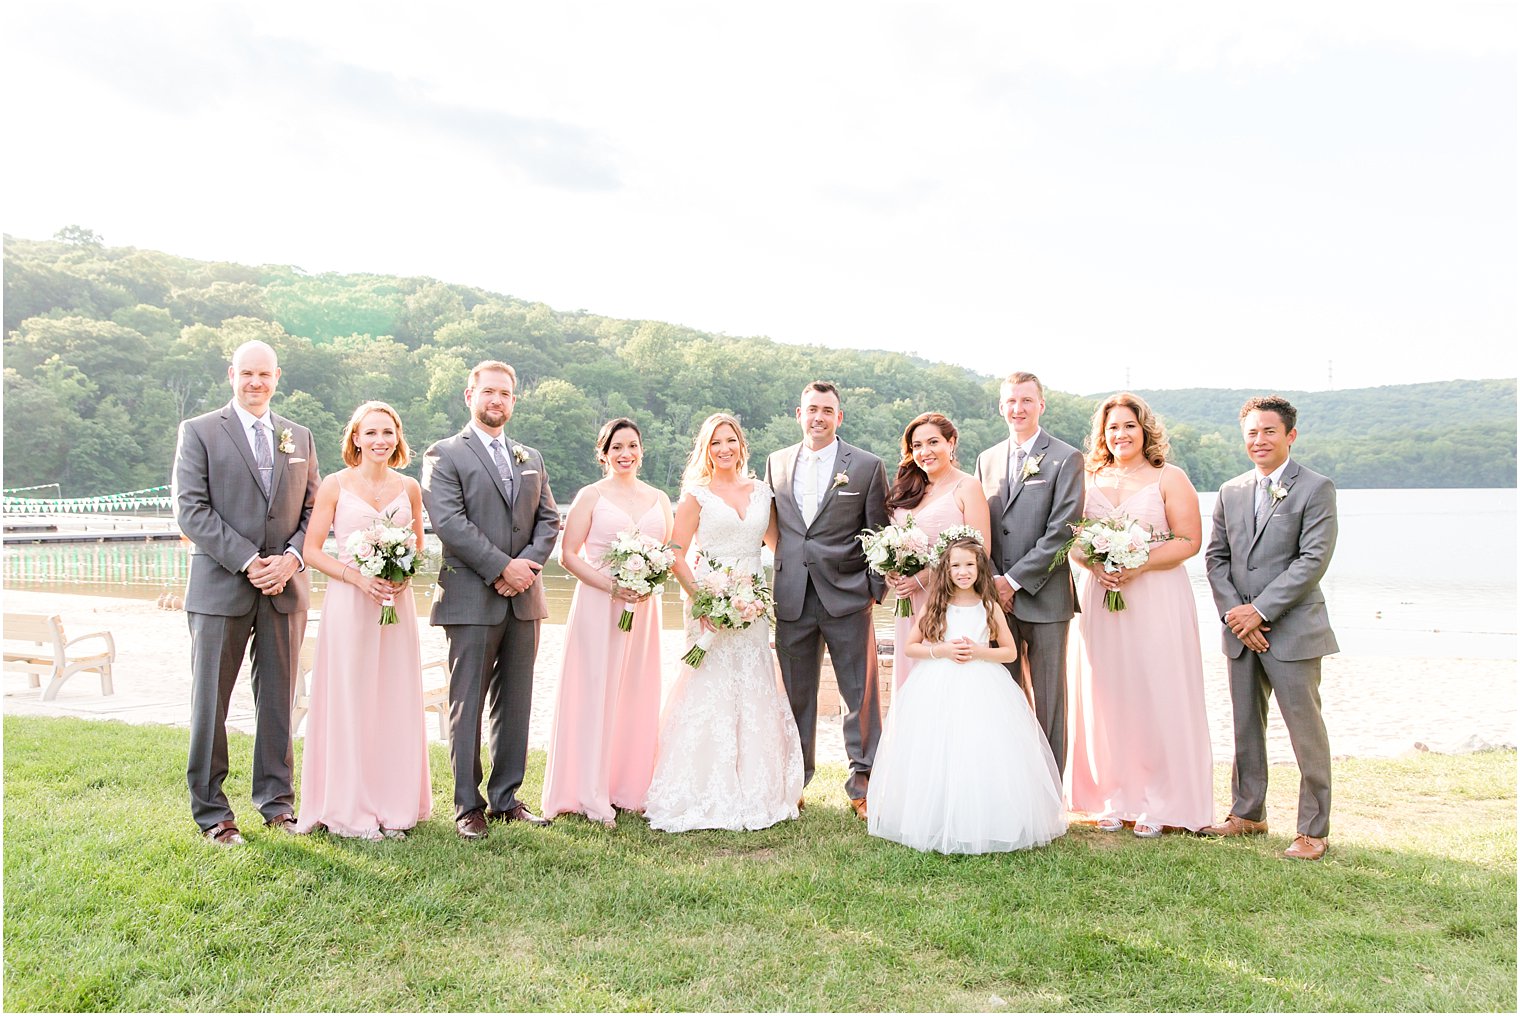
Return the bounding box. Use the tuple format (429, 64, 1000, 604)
(421, 428, 560, 818)
(1206, 459, 1338, 838)
(765, 440, 888, 800)
(975, 429, 1084, 774)
(173, 402, 318, 829)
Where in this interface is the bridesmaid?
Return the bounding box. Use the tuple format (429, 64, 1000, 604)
(295, 401, 432, 840)
(541, 418, 673, 827)
(883, 412, 990, 690)
(1065, 393, 1213, 837)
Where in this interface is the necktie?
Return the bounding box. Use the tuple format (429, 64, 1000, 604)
(1012, 447, 1028, 485)
(489, 439, 516, 504)
(800, 451, 819, 527)
(1253, 476, 1274, 533)
(253, 420, 273, 496)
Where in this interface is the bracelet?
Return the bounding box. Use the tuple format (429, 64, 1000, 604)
(914, 575, 926, 592)
(342, 565, 352, 584)
(928, 644, 938, 660)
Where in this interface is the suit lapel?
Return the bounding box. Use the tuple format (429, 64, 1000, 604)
(809, 443, 851, 530)
(773, 446, 801, 530)
(265, 413, 287, 506)
(218, 407, 266, 499)
(463, 429, 514, 507)
(1247, 461, 1298, 554)
(1006, 432, 1049, 513)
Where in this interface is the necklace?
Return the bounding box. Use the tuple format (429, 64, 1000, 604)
(353, 471, 393, 505)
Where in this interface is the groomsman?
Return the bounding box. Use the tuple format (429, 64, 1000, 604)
(766, 381, 889, 819)
(173, 340, 319, 845)
(1203, 395, 1338, 861)
(422, 360, 561, 840)
(975, 371, 1084, 775)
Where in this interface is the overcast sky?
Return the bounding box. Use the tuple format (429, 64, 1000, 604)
(4, 1, 1515, 395)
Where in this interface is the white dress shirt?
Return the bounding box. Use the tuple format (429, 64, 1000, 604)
(793, 439, 839, 520)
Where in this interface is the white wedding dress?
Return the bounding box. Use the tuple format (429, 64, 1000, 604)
(867, 603, 1068, 854)
(644, 482, 804, 833)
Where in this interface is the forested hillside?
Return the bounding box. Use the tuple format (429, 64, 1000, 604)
(4, 230, 1515, 499)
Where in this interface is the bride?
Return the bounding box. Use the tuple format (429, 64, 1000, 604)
(643, 413, 805, 832)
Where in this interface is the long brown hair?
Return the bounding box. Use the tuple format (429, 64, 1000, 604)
(885, 412, 957, 513)
(916, 537, 1001, 645)
(1084, 392, 1169, 472)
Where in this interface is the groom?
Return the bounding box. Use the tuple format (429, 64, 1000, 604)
(173, 339, 319, 845)
(421, 360, 561, 840)
(1203, 395, 1338, 861)
(974, 371, 1084, 776)
(766, 381, 889, 820)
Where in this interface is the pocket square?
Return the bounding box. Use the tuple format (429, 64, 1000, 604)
(1023, 478, 1047, 486)
(519, 469, 540, 476)
(837, 491, 860, 497)
(288, 458, 307, 464)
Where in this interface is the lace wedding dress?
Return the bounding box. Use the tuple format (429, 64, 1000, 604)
(643, 481, 804, 832)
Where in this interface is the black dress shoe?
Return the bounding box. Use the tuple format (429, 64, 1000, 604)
(485, 803, 551, 827)
(456, 809, 489, 840)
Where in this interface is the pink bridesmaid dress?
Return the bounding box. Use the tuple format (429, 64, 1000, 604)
(1065, 481, 1213, 831)
(296, 489, 432, 838)
(891, 480, 969, 690)
(541, 496, 665, 823)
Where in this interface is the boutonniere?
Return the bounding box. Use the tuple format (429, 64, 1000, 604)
(1269, 481, 1288, 504)
(512, 444, 531, 464)
(1021, 453, 1044, 481)
(277, 428, 295, 454)
(832, 471, 850, 490)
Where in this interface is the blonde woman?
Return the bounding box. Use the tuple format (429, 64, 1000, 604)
(643, 413, 804, 832)
(295, 401, 432, 840)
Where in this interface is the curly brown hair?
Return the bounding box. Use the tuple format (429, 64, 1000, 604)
(1084, 392, 1169, 472)
(916, 537, 1002, 646)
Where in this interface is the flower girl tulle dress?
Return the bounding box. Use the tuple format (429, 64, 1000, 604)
(867, 603, 1067, 854)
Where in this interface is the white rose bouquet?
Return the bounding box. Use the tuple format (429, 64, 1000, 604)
(858, 515, 934, 616)
(345, 511, 425, 625)
(602, 530, 677, 632)
(682, 556, 774, 667)
(1052, 514, 1171, 612)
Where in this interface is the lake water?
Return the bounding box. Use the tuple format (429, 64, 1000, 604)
(4, 488, 1514, 660)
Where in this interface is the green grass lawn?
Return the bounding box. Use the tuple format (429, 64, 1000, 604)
(3, 716, 1514, 1012)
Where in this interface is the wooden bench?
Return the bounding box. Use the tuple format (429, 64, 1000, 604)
(3, 612, 116, 700)
(291, 618, 450, 741)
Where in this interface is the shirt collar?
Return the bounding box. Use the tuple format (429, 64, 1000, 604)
(800, 439, 838, 463)
(1257, 458, 1291, 486)
(1010, 428, 1042, 456)
(230, 401, 270, 433)
(470, 422, 508, 451)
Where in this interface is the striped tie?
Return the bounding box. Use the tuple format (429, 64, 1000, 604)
(1253, 476, 1274, 533)
(489, 439, 516, 504)
(253, 420, 273, 496)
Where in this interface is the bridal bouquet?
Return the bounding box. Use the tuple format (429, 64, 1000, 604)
(858, 515, 934, 616)
(1052, 514, 1167, 612)
(602, 530, 677, 632)
(681, 556, 774, 668)
(345, 511, 425, 625)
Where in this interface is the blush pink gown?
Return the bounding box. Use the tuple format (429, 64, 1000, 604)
(1065, 481, 1213, 831)
(541, 496, 665, 823)
(296, 489, 432, 838)
(891, 481, 969, 690)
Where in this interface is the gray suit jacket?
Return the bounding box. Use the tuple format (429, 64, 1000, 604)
(173, 402, 319, 616)
(975, 429, 1084, 624)
(1206, 459, 1339, 662)
(421, 428, 560, 626)
(765, 440, 888, 621)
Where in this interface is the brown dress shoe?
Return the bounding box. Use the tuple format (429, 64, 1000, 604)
(797, 797, 806, 811)
(456, 809, 489, 840)
(486, 803, 551, 827)
(849, 797, 868, 821)
(1200, 814, 1268, 837)
(203, 821, 244, 846)
(264, 813, 298, 833)
(1283, 834, 1327, 860)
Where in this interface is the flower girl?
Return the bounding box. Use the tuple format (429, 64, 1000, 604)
(867, 535, 1067, 854)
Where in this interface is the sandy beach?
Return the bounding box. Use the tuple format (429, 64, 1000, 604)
(4, 588, 1514, 766)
